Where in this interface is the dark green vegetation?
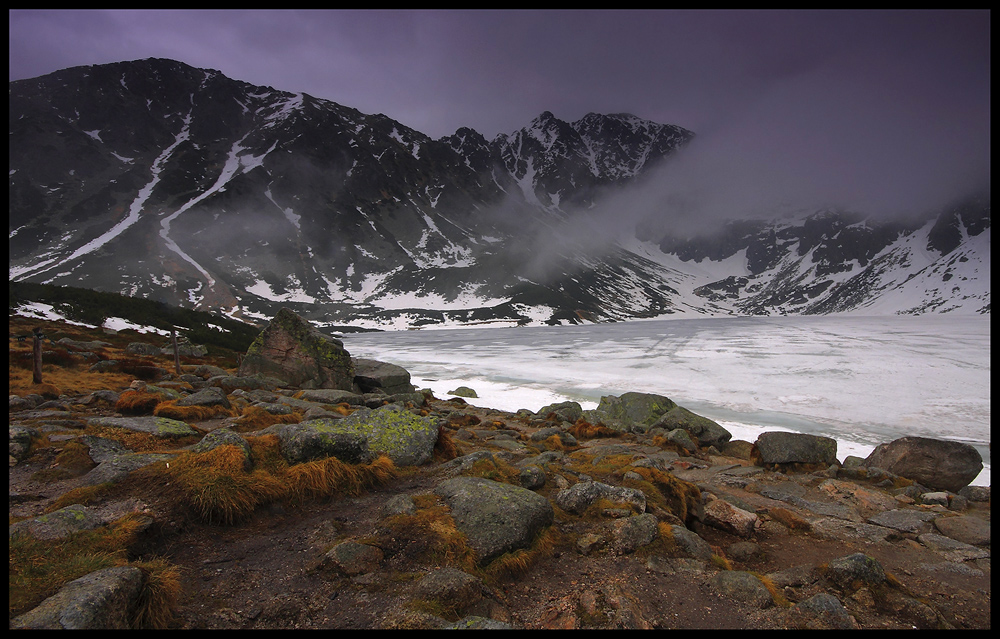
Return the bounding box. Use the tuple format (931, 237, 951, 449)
(9, 282, 260, 354)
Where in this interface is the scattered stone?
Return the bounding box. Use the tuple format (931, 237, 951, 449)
(86, 416, 199, 438)
(175, 385, 231, 409)
(584, 392, 677, 432)
(786, 592, 858, 629)
(861, 436, 983, 493)
(536, 401, 583, 423)
(412, 567, 484, 610)
(191, 427, 252, 469)
(711, 571, 774, 608)
(447, 386, 479, 399)
(865, 509, 936, 533)
(823, 553, 886, 591)
(10, 425, 41, 462)
(703, 498, 758, 538)
(553, 480, 646, 515)
(322, 540, 384, 576)
(609, 512, 658, 555)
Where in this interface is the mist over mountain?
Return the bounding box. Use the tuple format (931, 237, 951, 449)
(9, 58, 990, 329)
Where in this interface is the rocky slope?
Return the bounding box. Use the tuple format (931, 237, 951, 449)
(8, 314, 990, 629)
(9, 58, 989, 329)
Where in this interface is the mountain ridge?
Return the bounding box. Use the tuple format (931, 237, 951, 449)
(8, 58, 989, 329)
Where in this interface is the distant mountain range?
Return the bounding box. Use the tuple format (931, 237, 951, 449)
(9, 58, 990, 330)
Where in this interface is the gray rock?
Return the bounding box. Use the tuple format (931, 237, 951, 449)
(353, 357, 415, 395)
(434, 476, 554, 565)
(861, 436, 983, 493)
(295, 388, 366, 405)
(518, 465, 546, 490)
(787, 592, 858, 629)
(958, 485, 990, 502)
(10, 425, 41, 461)
(83, 452, 176, 486)
(703, 498, 758, 538)
(322, 540, 384, 576)
(447, 386, 478, 399)
(553, 480, 646, 515)
(239, 308, 353, 390)
(917, 532, 990, 561)
(125, 342, 160, 356)
(755, 431, 837, 465)
(652, 406, 732, 448)
(382, 494, 417, 518)
(175, 385, 231, 409)
(933, 514, 990, 546)
(711, 571, 774, 608)
(823, 553, 886, 590)
(664, 524, 714, 561)
(664, 428, 699, 453)
(584, 392, 677, 432)
(79, 435, 130, 463)
(536, 401, 583, 423)
(9, 504, 104, 540)
(274, 406, 438, 466)
(86, 416, 199, 438)
(10, 566, 144, 629)
(866, 509, 937, 533)
(412, 567, 484, 609)
(609, 512, 659, 555)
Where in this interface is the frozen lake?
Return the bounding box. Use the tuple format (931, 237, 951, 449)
(345, 315, 990, 486)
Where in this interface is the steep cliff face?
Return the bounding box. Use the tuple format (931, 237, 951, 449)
(9, 58, 989, 329)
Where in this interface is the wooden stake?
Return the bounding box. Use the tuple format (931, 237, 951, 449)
(171, 326, 181, 375)
(32, 327, 44, 384)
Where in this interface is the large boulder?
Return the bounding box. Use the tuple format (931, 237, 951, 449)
(652, 406, 732, 449)
(352, 358, 415, 395)
(238, 308, 354, 391)
(273, 406, 439, 466)
(755, 431, 838, 466)
(10, 566, 144, 629)
(584, 392, 677, 432)
(861, 436, 983, 493)
(434, 476, 554, 565)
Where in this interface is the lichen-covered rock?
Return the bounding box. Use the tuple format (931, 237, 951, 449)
(434, 476, 554, 565)
(10, 566, 144, 629)
(10, 425, 41, 462)
(86, 416, 199, 438)
(536, 401, 583, 423)
(755, 431, 838, 466)
(554, 480, 646, 515)
(786, 592, 858, 629)
(9, 504, 104, 540)
(322, 541, 384, 576)
(584, 392, 677, 433)
(192, 428, 252, 469)
(239, 308, 355, 391)
(609, 513, 659, 555)
(176, 385, 231, 409)
(823, 552, 886, 590)
(652, 406, 732, 448)
(711, 571, 774, 608)
(861, 436, 983, 493)
(274, 406, 438, 466)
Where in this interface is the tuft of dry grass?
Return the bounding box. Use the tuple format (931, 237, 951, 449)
(568, 419, 621, 440)
(374, 495, 477, 571)
(131, 558, 183, 628)
(8, 513, 153, 620)
(229, 405, 302, 433)
(114, 390, 165, 415)
(432, 426, 459, 462)
(153, 400, 236, 422)
(625, 466, 702, 525)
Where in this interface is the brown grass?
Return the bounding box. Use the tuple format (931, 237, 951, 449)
(131, 558, 183, 628)
(433, 426, 459, 462)
(153, 400, 236, 422)
(114, 390, 166, 415)
(625, 466, 702, 525)
(9, 366, 135, 396)
(229, 405, 303, 433)
(374, 495, 477, 571)
(568, 419, 621, 440)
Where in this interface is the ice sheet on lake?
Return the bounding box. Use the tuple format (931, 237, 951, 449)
(345, 315, 990, 486)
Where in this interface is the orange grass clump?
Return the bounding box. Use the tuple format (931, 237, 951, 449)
(568, 419, 622, 440)
(153, 400, 236, 422)
(230, 405, 303, 432)
(115, 390, 166, 415)
(433, 426, 459, 462)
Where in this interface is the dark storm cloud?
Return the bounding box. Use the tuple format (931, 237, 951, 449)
(9, 9, 990, 223)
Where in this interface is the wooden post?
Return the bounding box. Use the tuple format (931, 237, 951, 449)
(171, 326, 182, 375)
(32, 327, 44, 384)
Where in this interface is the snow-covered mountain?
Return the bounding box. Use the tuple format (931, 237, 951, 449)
(9, 58, 990, 329)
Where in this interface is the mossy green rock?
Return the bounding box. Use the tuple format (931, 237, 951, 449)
(652, 406, 732, 448)
(585, 392, 677, 433)
(9, 504, 104, 540)
(434, 476, 554, 565)
(238, 308, 355, 391)
(275, 406, 438, 466)
(86, 416, 199, 438)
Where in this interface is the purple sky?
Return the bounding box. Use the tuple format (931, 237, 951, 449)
(8, 9, 991, 218)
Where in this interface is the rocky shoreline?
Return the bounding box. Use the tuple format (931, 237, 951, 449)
(8, 310, 990, 629)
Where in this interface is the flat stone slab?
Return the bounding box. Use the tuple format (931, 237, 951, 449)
(87, 416, 199, 438)
(866, 509, 937, 533)
(9, 504, 104, 540)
